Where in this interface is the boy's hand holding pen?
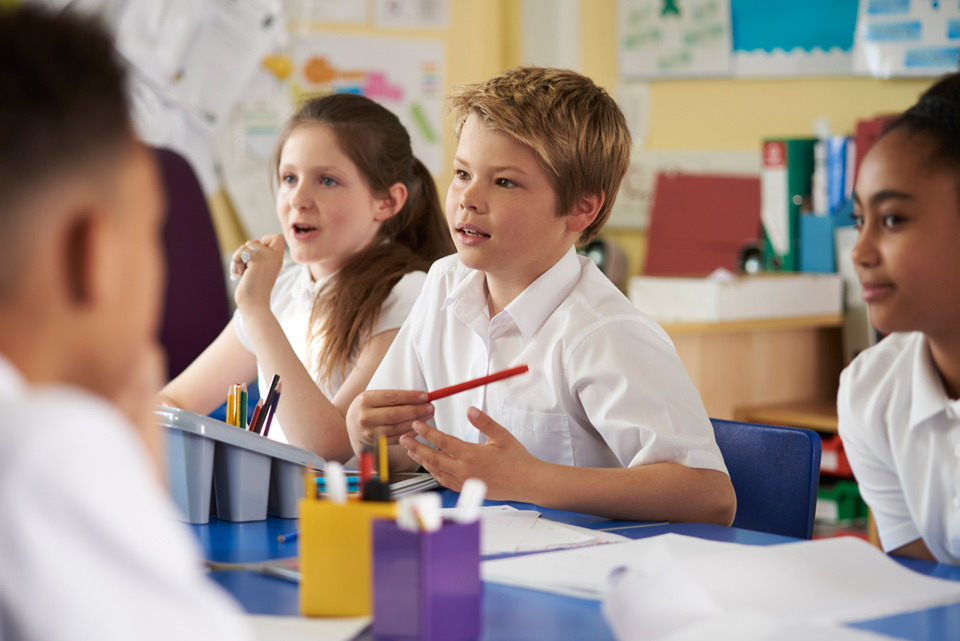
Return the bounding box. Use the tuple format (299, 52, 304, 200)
(346, 365, 529, 451)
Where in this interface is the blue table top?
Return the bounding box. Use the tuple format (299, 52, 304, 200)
(192, 492, 960, 641)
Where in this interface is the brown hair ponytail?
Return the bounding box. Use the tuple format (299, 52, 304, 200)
(272, 94, 453, 386)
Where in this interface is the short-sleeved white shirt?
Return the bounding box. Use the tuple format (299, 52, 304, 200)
(234, 261, 426, 442)
(369, 248, 728, 472)
(0, 356, 253, 641)
(838, 331, 960, 564)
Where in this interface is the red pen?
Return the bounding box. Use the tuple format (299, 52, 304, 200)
(359, 448, 375, 494)
(427, 364, 529, 402)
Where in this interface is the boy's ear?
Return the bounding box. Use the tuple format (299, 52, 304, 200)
(374, 182, 408, 222)
(565, 192, 605, 234)
(62, 208, 108, 307)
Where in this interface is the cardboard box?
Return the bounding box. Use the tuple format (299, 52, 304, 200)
(628, 272, 842, 324)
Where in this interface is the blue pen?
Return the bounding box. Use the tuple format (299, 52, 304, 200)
(277, 530, 298, 543)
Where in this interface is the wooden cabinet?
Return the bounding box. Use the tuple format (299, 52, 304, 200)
(661, 315, 844, 422)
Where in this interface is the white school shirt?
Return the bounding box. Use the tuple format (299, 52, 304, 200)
(0, 357, 253, 641)
(234, 261, 426, 443)
(369, 248, 728, 472)
(838, 331, 960, 564)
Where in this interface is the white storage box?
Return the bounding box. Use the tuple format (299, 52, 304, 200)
(628, 272, 843, 324)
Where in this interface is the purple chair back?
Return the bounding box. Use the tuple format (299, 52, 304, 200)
(156, 148, 231, 380)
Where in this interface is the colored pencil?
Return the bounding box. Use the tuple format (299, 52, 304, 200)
(277, 530, 298, 543)
(378, 433, 389, 481)
(426, 364, 529, 402)
(262, 381, 281, 438)
(226, 386, 236, 426)
(238, 383, 248, 428)
(253, 374, 280, 434)
(248, 399, 264, 431)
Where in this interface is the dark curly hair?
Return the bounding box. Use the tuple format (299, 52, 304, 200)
(882, 72, 960, 171)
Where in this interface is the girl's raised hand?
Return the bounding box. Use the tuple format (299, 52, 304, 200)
(231, 234, 285, 310)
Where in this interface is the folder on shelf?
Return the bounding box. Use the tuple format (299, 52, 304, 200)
(644, 172, 762, 277)
(761, 138, 816, 271)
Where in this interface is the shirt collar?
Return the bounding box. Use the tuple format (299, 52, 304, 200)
(504, 246, 582, 339)
(909, 335, 952, 429)
(440, 246, 583, 340)
(441, 268, 488, 325)
(0, 353, 27, 399)
(291, 263, 333, 305)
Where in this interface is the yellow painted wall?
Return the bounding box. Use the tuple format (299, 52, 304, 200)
(579, 0, 935, 275)
(290, 0, 520, 198)
(209, 0, 521, 250)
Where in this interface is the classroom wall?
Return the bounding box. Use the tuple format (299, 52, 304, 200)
(291, 0, 521, 201)
(577, 0, 935, 277)
(210, 0, 935, 276)
(208, 0, 521, 252)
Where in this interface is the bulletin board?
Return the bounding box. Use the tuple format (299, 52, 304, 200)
(731, 0, 859, 76)
(619, 0, 957, 79)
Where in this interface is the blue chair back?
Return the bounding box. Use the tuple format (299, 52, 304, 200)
(711, 418, 822, 540)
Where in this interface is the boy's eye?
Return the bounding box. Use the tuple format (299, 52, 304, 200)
(282, 174, 296, 185)
(882, 214, 903, 229)
(851, 214, 864, 230)
(321, 176, 338, 187)
(496, 178, 518, 188)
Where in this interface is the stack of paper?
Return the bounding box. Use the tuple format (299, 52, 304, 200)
(439, 505, 627, 556)
(386, 472, 440, 498)
(483, 533, 960, 640)
(247, 615, 370, 641)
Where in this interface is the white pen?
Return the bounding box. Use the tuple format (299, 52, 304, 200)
(453, 478, 487, 523)
(324, 461, 348, 504)
(229, 243, 260, 281)
(396, 495, 421, 532)
(411, 493, 442, 532)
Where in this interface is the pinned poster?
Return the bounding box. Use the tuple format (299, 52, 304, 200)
(285, 0, 368, 24)
(853, 0, 960, 78)
(374, 0, 449, 29)
(289, 34, 444, 172)
(619, 0, 732, 78)
(731, 0, 859, 76)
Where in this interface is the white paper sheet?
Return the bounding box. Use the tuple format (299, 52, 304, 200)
(597, 535, 960, 641)
(483, 531, 726, 599)
(517, 519, 627, 552)
(248, 615, 370, 641)
(618, 0, 732, 78)
(374, 0, 449, 29)
(440, 506, 539, 555)
(853, 0, 960, 78)
(440, 506, 628, 556)
(656, 612, 904, 641)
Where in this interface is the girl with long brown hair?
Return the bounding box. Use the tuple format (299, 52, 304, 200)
(158, 93, 452, 461)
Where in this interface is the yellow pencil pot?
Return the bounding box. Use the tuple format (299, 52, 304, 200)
(299, 498, 397, 617)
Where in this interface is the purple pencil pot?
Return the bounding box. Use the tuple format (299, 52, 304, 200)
(372, 520, 482, 641)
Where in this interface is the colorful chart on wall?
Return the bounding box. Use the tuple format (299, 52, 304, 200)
(730, 0, 859, 76)
(289, 33, 444, 172)
(619, 0, 732, 78)
(853, 0, 960, 78)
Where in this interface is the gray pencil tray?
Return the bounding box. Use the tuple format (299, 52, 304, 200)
(157, 406, 325, 524)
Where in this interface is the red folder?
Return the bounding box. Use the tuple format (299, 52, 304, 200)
(644, 172, 762, 277)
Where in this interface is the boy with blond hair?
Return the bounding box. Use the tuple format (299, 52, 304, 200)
(348, 67, 736, 523)
(0, 7, 251, 640)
